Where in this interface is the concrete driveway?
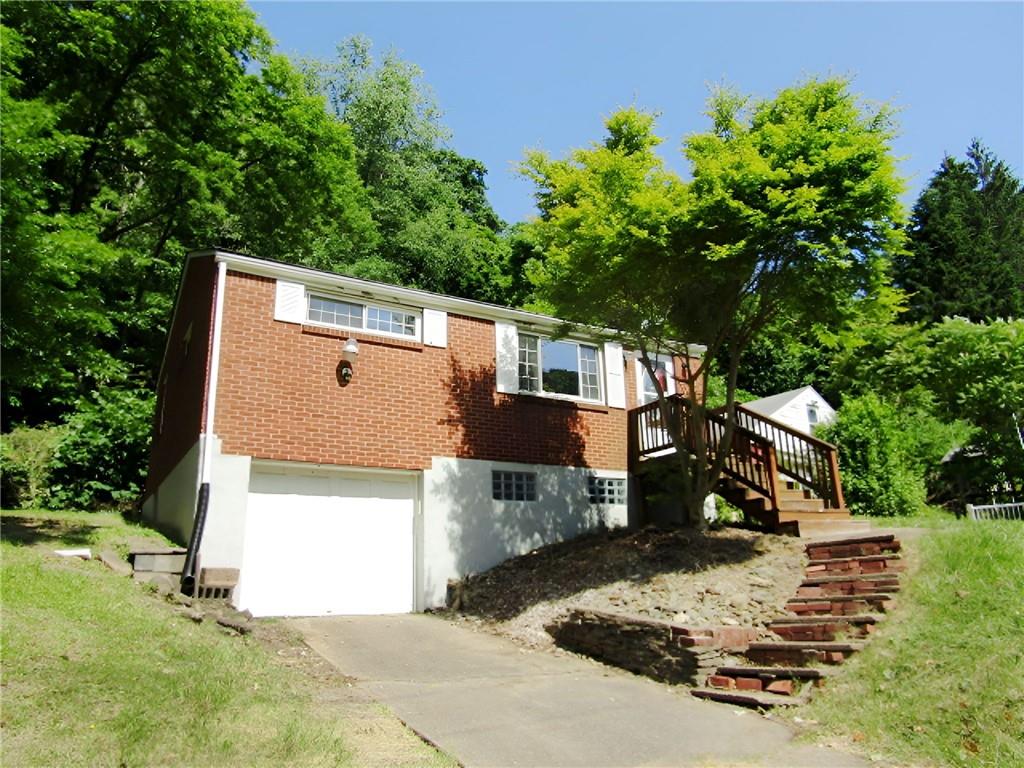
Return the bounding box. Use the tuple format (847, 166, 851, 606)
(290, 614, 867, 768)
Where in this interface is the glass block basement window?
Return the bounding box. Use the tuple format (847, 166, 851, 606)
(492, 471, 537, 501)
(588, 476, 626, 504)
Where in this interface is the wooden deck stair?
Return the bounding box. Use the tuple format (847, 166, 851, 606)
(628, 394, 858, 535)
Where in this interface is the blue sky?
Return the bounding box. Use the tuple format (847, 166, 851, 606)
(252, 1, 1024, 224)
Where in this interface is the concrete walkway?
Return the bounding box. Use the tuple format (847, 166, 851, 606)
(290, 614, 867, 768)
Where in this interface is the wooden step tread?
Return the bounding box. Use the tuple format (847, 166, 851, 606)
(778, 510, 853, 521)
(128, 545, 187, 556)
(715, 665, 831, 679)
(802, 572, 900, 586)
(769, 614, 882, 626)
(804, 532, 896, 548)
(748, 640, 865, 652)
(691, 687, 807, 708)
(787, 593, 895, 603)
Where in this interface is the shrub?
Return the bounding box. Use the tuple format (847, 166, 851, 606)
(0, 424, 65, 508)
(47, 387, 154, 510)
(819, 392, 968, 517)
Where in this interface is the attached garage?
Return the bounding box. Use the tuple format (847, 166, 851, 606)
(234, 465, 417, 617)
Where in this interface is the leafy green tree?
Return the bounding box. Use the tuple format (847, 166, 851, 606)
(522, 79, 905, 526)
(2, 2, 377, 422)
(1, 1, 377, 506)
(0, 424, 66, 508)
(47, 388, 155, 510)
(895, 141, 1024, 323)
(305, 37, 513, 302)
(818, 392, 969, 516)
(875, 318, 1024, 500)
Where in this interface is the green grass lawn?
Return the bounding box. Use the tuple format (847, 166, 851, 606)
(1, 509, 452, 767)
(796, 519, 1024, 767)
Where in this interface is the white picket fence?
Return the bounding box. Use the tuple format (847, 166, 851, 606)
(966, 502, 1024, 521)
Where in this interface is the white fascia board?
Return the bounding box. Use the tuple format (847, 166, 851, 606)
(202, 249, 672, 344)
(203, 249, 708, 353)
(249, 458, 421, 480)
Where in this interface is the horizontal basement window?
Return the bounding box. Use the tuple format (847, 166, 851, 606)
(492, 470, 537, 502)
(588, 476, 626, 505)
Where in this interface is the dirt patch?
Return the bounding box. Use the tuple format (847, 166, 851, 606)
(440, 524, 806, 652)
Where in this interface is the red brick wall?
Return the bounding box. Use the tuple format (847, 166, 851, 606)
(144, 255, 217, 496)
(213, 271, 628, 470)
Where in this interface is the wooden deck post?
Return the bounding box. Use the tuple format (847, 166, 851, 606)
(766, 444, 782, 514)
(827, 449, 846, 510)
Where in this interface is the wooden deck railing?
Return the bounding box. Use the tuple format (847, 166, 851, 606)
(628, 394, 845, 510)
(732, 404, 845, 509)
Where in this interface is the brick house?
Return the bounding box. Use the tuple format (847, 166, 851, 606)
(143, 249, 688, 617)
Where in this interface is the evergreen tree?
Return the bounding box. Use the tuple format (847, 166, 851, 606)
(895, 141, 1024, 323)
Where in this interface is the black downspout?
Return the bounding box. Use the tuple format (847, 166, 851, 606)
(180, 482, 210, 595)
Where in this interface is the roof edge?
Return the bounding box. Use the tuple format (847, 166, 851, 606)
(201, 249, 706, 354)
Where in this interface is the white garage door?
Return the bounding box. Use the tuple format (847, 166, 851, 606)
(235, 469, 416, 617)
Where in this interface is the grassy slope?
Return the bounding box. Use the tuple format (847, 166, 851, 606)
(798, 521, 1024, 767)
(0, 510, 451, 768)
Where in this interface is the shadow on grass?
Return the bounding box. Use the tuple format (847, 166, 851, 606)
(0, 515, 100, 547)
(454, 525, 764, 621)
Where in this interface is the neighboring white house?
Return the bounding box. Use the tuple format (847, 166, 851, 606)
(742, 386, 835, 436)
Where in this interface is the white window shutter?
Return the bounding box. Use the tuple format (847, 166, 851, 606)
(423, 309, 448, 348)
(494, 321, 519, 394)
(274, 280, 306, 324)
(604, 342, 626, 408)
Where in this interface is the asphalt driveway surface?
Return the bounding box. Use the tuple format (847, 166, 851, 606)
(290, 614, 867, 768)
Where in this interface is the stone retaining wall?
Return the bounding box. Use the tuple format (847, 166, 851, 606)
(546, 608, 756, 686)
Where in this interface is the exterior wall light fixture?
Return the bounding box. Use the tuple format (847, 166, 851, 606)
(340, 338, 359, 383)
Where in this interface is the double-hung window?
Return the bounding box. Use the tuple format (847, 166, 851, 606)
(518, 334, 601, 402)
(307, 294, 418, 339)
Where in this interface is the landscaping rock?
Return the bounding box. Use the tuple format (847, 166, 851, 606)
(443, 526, 805, 651)
(98, 548, 133, 577)
(177, 607, 205, 623)
(215, 609, 252, 635)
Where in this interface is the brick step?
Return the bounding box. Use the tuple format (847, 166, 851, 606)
(746, 640, 863, 666)
(705, 673, 805, 696)
(795, 577, 900, 599)
(691, 687, 807, 709)
(786, 593, 895, 615)
(769, 617, 878, 641)
(806, 553, 904, 576)
(806, 537, 901, 561)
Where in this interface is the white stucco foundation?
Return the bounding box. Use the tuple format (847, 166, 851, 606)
(147, 450, 633, 615)
(140, 439, 201, 546)
(197, 443, 252, 570)
(421, 457, 630, 608)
